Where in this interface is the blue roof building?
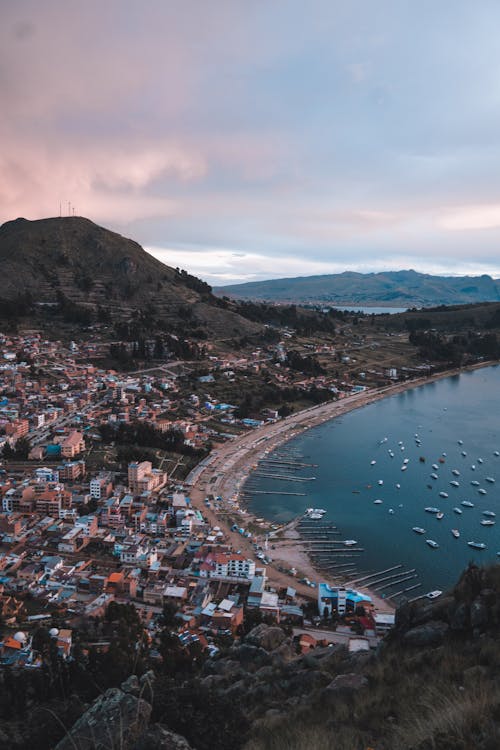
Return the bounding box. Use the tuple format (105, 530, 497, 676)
(317, 583, 371, 617)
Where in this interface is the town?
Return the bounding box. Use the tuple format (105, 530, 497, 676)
(0, 328, 402, 674)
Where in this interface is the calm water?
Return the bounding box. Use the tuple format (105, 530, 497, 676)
(331, 305, 409, 314)
(247, 365, 500, 594)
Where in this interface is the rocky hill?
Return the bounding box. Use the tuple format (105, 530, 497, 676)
(37, 563, 500, 750)
(0, 216, 259, 339)
(215, 269, 500, 308)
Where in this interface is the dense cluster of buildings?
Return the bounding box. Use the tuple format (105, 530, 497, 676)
(0, 331, 391, 668)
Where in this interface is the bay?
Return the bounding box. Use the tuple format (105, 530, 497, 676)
(247, 365, 500, 595)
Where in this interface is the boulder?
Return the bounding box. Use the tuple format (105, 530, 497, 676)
(325, 673, 369, 694)
(121, 675, 140, 696)
(245, 624, 287, 651)
(471, 598, 489, 628)
(133, 724, 193, 750)
(403, 621, 449, 647)
(232, 644, 271, 670)
(55, 687, 151, 750)
(449, 602, 469, 631)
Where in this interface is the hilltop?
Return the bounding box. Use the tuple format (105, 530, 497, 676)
(215, 269, 500, 307)
(0, 216, 259, 339)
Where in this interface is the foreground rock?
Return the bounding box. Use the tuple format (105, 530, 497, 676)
(55, 687, 152, 750)
(132, 724, 194, 750)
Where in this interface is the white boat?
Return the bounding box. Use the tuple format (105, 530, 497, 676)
(427, 590, 443, 598)
(432, 464, 439, 471)
(453, 507, 463, 514)
(401, 465, 407, 471)
(494, 451, 500, 457)
(396, 483, 401, 489)
(370, 460, 376, 465)
(486, 477, 495, 483)
(452, 469, 460, 476)
(378, 479, 384, 485)
(481, 519, 495, 526)
(483, 511, 496, 517)
(458, 440, 463, 445)
(374, 499, 383, 504)
(442, 452, 447, 457)
(471, 464, 476, 470)
(436, 512, 444, 520)
(439, 491, 449, 498)
(388, 509, 395, 514)
(461, 451, 467, 457)
(403, 458, 409, 464)
(426, 539, 439, 548)
(478, 458, 483, 464)
(468, 541, 486, 550)
(478, 488, 487, 495)
(344, 539, 357, 546)
(461, 500, 474, 508)
(413, 527, 426, 534)
(471, 480, 480, 486)
(430, 473, 438, 480)
(450, 481, 460, 487)
(451, 529, 460, 538)
(425, 507, 441, 514)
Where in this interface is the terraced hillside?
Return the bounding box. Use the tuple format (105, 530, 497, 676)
(0, 216, 259, 338)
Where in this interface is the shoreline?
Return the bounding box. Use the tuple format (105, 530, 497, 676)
(186, 360, 498, 612)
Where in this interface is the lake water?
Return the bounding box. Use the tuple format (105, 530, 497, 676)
(247, 365, 500, 595)
(331, 305, 409, 314)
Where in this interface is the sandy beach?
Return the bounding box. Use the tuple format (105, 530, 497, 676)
(187, 361, 496, 613)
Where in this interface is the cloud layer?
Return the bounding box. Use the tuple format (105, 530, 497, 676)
(2, 1, 500, 284)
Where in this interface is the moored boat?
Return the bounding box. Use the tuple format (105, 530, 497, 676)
(480, 519, 495, 526)
(412, 527, 426, 534)
(467, 541, 486, 550)
(426, 539, 439, 548)
(453, 507, 463, 514)
(425, 507, 440, 514)
(483, 511, 496, 517)
(461, 500, 474, 508)
(451, 529, 460, 538)
(436, 512, 444, 520)
(439, 491, 449, 498)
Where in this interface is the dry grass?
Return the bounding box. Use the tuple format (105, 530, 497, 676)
(389, 682, 500, 749)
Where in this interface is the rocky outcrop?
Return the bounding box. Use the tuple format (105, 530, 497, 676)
(55, 687, 152, 750)
(403, 621, 449, 647)
(132, 724, 194, 750)
(245, 624, 287, 651)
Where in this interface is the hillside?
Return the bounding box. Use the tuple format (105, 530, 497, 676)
(215, 269, 500, 307)
(0, 216, 259, 339)
(5, 563, 500, 750)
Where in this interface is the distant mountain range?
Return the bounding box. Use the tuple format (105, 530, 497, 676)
(0, 216, 258, 338)
(215, 269, 500, 308)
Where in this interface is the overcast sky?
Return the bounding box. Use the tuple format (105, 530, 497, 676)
(2, 1, 500, 285)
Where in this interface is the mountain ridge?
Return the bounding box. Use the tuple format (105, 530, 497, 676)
(215, 268, 500, 307)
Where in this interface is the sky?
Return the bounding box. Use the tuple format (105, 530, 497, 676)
(2, 1, 500, 286)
